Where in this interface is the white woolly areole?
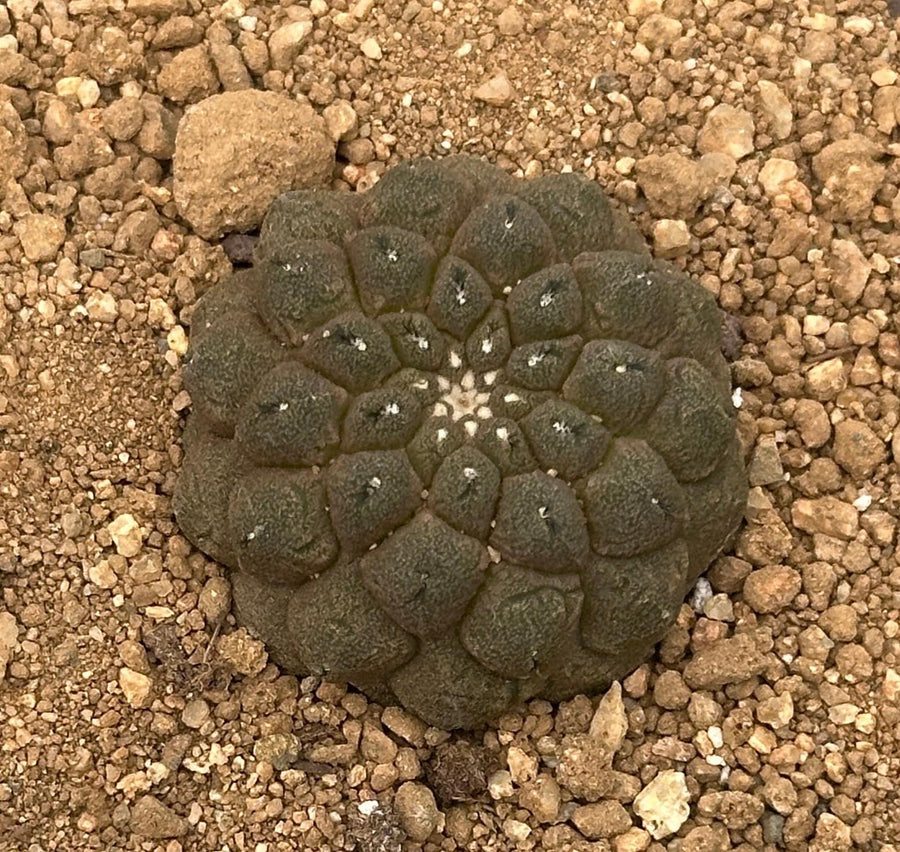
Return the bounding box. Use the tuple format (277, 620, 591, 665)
(433, 369, 494, 425)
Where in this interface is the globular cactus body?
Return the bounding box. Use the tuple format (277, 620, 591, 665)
(175, 155, 747, 729)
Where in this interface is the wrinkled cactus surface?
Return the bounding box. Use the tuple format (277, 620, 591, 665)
(175, 155, 747, 729)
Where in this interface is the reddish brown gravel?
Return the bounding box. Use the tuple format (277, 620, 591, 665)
(1, 1, 899, 850)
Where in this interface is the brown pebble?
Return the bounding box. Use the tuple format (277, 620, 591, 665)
(572, 800, 632, 839)
(791, 497, 859, 540)
(832, 419, 887, 480)
(130, 795, 188, 839)
(742, 566, 802, 614)
(393, 781, 440, 843)
(683, 632, 768, 689)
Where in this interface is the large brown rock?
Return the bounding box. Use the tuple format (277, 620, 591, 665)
(174, 90, 334, 238)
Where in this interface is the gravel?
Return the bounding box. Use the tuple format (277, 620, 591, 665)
(1, 0, 899, 849)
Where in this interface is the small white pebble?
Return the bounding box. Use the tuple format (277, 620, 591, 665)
(361, 37, 382, 59)
(77, 78, 101, 108)
(488, 770, 514, 799)
(219, 0, 246, 19)
(690, 577, 713, 612)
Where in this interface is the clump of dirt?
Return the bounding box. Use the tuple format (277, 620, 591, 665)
(426, 740, 497, 804)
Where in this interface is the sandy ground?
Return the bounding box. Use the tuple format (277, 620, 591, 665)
(1, 0, 900, 850)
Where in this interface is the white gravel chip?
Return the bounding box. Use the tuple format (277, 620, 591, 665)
(119, 666, 153, 708)
(360, 37, 382, 60)
(268, 20, 313, 71)
(108, 513, 144, 557)
(85, 291, 119, 323)
(474, 73, 517, 107)
(633, 769, 691, 839)
(589, 681, 628, 756)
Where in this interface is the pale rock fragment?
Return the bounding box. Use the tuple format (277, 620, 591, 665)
(633, 770, 690, 839)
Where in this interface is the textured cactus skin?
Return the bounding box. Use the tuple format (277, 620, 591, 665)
(175, 155, 748, 730)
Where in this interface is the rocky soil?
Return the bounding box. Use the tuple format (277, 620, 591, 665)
(1, 0, 900, 851)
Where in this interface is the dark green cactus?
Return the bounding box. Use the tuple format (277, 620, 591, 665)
(176, 155, 748, 729)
